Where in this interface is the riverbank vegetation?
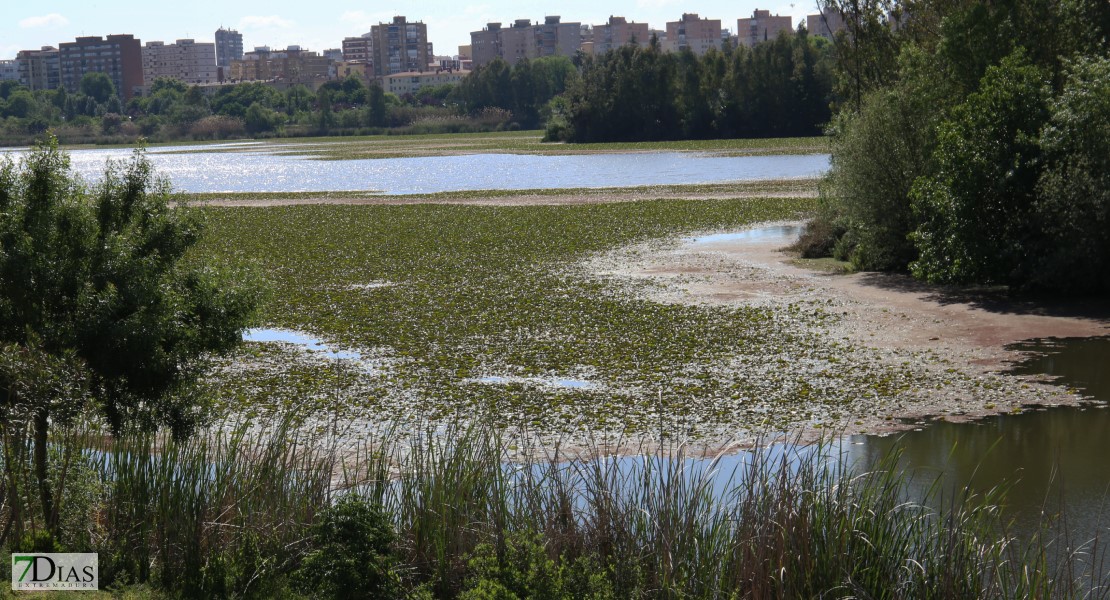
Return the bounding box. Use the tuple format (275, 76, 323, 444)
(3, 418, 1106, 599)
(800, 0, 1110, 294)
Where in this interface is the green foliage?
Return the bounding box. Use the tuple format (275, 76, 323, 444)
(910, 52, 1050, 285)
(813, 0, 1110, 294)
(555, 34, 833, 142)
(245, 102, 283, 134)
(2, 90, 38, 119)
(818, 45, 952, 270)
(1029, 55, 1110, 293)
(0, 139, 258, 435)
(211, 82, 285, 119)
(296, 495, 401, 599)
(459, 532, 615, 600)
(80, 72, 116, 103)
(458, 56, 576, 129)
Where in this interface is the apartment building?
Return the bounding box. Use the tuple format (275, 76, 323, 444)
(470, 16, 581, 68)
(59, 34, 144, 99)
(590, 16, 650, 54)
(16, 47, 60, 91)
(737, 9, 794, 48)
(665, 14, 722, 55)
(229, 46, 332, 84)
(142, 39, 218, 85)
(215, 28, 244, 67)
(383, 68, 468, 95)
(371, 16, 429, 77)
(470, 23, 504, 68)
(0, 60, 19, 81)
(807, 9, 847, 39)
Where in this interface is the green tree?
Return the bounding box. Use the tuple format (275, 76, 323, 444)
(910, 51, 1050, 285)
(316, 88, 336, 131)
(244, 101, 283, 134)
(79, 72, 116, 104)
(1030, 56, 1110, 292)
(2, 90, 37, 119)
(364, 83, 387, 127)
(0, 139, 257, 538)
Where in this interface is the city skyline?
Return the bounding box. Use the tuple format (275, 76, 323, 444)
(2, 0, 822, 61)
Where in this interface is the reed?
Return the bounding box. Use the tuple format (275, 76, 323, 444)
(2, 418, 1107, 598)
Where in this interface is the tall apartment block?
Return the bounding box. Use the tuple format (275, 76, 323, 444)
(142, 39, 218, 85)
(590, 16, 650, 54)
(470, 23, 503, 68)
(371, 16, 429, 76)
(665, 14, 722, 55)
(59, 35, 143, 100)
(534, 16, 580, 62)
(737, 9, 794, 48)
(215, 28, 244, 67)
(470, 16, 581, 68)
(807, 9, 847, 39)
(342, 33, 374, 75)
(16, 47, 61, 91)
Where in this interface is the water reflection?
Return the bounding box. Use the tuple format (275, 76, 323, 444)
(36, 147, 829, 195)
(687, 225, 803, 245)
(848, 336, 1110, 542)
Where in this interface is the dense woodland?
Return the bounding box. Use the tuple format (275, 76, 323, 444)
(801, 0, 1110, 293)
(0, 30, 835, 145)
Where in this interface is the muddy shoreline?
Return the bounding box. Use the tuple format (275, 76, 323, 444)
(580, 220, 1110, 450)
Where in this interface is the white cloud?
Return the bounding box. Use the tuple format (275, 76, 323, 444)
(19, 13, 69, 29)
(238, 15, 295, 30)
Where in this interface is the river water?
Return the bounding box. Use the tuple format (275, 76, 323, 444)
(33, 144, 831, 195)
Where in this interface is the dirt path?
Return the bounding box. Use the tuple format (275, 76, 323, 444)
(585, 221, 1110, 439)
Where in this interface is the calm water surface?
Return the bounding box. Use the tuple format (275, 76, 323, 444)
(33, 145, 830, 194)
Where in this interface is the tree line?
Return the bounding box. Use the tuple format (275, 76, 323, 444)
(546, 32, 834, 142)
(801, 0, 1110, 294)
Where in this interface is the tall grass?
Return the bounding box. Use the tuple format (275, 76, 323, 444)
(2, 417, 1107, 598)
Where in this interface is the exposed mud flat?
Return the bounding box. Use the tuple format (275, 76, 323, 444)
(581, 221, 1110, 443)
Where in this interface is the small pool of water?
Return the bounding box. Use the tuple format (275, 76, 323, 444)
(476, 375, 596, 390)
(687, 224, 803, 246)
(243, 328, 362, 361)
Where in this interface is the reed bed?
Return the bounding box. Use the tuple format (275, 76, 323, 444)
(1, 418, 1107, 598)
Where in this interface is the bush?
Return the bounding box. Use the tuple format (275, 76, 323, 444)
(1029, 55, 1110, 293)
(819, 47, 953, 271)
(459, 532, 615, 600)
(296, 495, 401, 599)
(910, 51, 1050, 285)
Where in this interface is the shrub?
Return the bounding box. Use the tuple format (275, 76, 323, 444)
(910, 51, 1050, 285)
(819, 46, 953, 271)
(1029, 55, 1110, 293)
(296, 495, 401, 599)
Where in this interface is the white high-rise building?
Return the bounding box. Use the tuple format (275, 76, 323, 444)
(142, 39, 218, 85)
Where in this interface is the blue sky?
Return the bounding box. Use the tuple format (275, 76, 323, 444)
(3, 0, 822, 60)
